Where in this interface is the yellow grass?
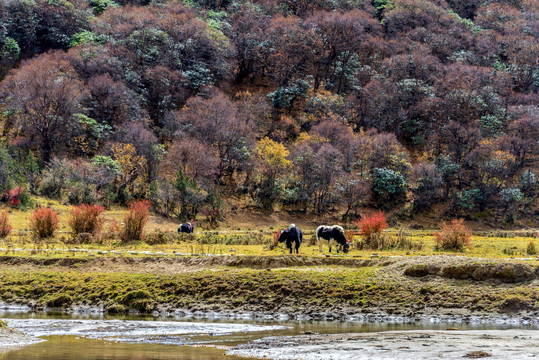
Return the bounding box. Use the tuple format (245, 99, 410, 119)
(0, 196, 537, 259)
(2, 196, 178, 233)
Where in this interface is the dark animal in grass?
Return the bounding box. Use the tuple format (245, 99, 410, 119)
(178, 222, 194, 234)
(277, 224, 303, 254)
(316, 225, 349, 254)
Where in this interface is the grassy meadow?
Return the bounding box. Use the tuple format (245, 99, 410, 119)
(0, 197, 537, 260)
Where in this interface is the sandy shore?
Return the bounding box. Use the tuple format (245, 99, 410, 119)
(4, 318, 286, 338)
(0, 325, 42, 354)
(228, 329, 539, 359)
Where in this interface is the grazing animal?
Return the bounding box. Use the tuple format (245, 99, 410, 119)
(277, 224, 303, 254)
(178, 222, 194, 234)
(316, 225, 350, 254)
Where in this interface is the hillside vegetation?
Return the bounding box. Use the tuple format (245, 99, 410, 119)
(0, 0, 537, 226)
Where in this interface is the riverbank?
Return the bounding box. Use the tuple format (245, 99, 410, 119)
(0, 255, 537, 321)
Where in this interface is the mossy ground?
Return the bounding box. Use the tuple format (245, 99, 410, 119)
(0, 263, 537, 316)
(0, 266, 375, 312)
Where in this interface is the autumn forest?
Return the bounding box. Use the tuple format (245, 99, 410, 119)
(0, 0, 537, 227)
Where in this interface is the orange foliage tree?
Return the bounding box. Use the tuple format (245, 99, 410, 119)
(111, 143, 148, 203)
(253, 137, 291, 208)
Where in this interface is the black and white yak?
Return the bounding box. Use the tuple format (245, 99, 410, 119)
(178, 222, 194, 234)
(316, 225, 350, 254)
(277, 224, 303, 254)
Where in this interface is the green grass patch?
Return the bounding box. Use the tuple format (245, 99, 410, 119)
(0, 266, 537, 315)
(0, 267, 382, 311)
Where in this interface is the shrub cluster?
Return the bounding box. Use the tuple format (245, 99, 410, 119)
(354, 227, 423, 251)
(121, 200, 151, 242)
(3, 186, 31, 209)
(527, 241, 537, 255)
(68, 204, 105, 237)
(5, 186, 23, 207)
(434, 218, 472, 251)
(356, 211, 388, 248)
(0, 210, 12, 238)
(144, 230, 181, 245)
(29, 207, 59, 239)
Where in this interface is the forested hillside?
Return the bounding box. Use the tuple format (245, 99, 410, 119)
(0, 0, 537, 226)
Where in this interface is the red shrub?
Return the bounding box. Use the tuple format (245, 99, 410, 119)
(121, 200, 151, 242)
(0, 210, 12, 238)
(68, 204, 105, 236)
(434, 218, 472, 251)
(29, 207, 59, 239)
(356, 211, 388, 241)
(5, 187, 24, 208)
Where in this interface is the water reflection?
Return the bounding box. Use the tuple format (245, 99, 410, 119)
(1, 336, 248, 360)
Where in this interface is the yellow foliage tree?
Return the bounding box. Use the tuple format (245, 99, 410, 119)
(254, 138, 291, 208)
(256, 137, 291, 170)
(111, 143, 148, 201)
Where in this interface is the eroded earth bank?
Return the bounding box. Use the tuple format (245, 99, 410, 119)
(0, 254, 538, 321)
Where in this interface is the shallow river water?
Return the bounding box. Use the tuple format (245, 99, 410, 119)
(1, 312, 538, 359)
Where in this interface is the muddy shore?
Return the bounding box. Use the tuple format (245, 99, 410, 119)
(228, 329, 539, 359)
(2, 315, 539, 359)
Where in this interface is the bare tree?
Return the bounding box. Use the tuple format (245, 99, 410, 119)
(1, 52, 86, 162)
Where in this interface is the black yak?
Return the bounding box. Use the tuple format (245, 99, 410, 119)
(316, 225, 349, 254)
(178, 222, 194, 234)
(277, 224, 303, 254)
